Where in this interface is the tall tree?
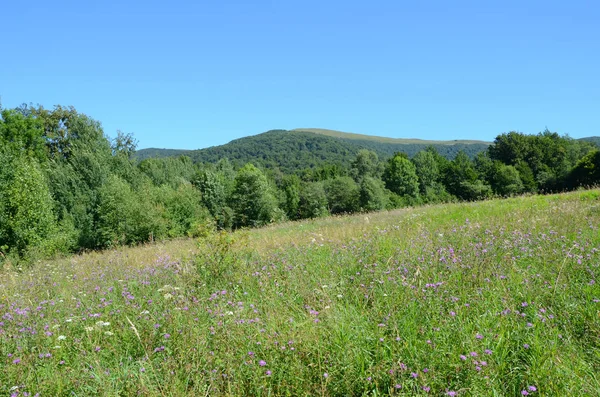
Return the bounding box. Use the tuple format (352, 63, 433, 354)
(230, 164, 280, 228)
(350, 150, 381, 182)
(324, 176, 361, 214)
(382, 153, 419, 198)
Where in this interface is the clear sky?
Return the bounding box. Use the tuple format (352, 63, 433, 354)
(1, 0, 598, 149)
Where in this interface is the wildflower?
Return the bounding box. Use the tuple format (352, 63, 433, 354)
(411, 372, 418, 378)
(13, 358, 21, 364)
(484, 349, 492, 355)
(528, 386, 537, 392)
(266, 370, 272, 376)
(104, 331, 114, 336)
(57, 335, 66, 341)
(523, 344, 530, 349)
(476, 333, 483, 339)
(85, 326, 94, 332)
(323, 373, 329, 378)
(521, 391, 529, 396)
(259, 360, 266, 367)
(423, 386, 431, 392)
(460, 355, 467, 361)
(395, 384, 402, 389)
(470, 352, 478, 357)
(447, 391, 457, 396)
(164, 333, 171, 339)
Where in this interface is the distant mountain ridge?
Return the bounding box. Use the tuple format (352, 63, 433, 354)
(135, 128, 600, 173)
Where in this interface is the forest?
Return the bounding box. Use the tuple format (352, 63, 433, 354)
(1, 104, 599, 263)
(135, 129, 491, 172)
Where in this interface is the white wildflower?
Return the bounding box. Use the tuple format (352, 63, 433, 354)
(85, 326, 94, 332)
(163, 293, 173, 300)
(57, 335, 66, 341)
(104, 331, 114, 336)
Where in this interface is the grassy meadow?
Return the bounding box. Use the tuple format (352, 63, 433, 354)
(1, 190, 599, 396)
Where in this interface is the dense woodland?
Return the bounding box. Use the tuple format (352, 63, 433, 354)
(135, 129, 491, 172)
(1, 104, 599, 262)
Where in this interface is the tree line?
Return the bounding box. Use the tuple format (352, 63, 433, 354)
(1, 104, 598, 263)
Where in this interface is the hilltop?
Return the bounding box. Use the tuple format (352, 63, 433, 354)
(135, 128, 492, 172)
(292, 128, 490, 145)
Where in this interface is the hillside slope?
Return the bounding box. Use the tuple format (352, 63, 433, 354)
(135, 129, 492, 172)
(293, 128, 491, 145)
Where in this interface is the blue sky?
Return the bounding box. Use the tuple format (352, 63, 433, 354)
(1, 0, 598, 149)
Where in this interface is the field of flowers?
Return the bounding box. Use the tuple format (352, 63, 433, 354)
(1, 190, 599, 396)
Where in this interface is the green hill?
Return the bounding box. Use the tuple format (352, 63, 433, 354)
(135, 129, 492, 173)
(578, 136, 600, 147)
(134, 148, 192, 161)
(293, 128, 490, 145)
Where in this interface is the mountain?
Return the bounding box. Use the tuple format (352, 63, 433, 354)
(134, 148, 192, 161)
(134, 129, 600, 173)
(292, 128, 491, 159)
(135, 129, 493, 173)
(293, 128, 490, 145)
(578, 136, 600, 147)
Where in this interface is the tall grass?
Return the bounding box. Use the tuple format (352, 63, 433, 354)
(0, 190, 598, 396)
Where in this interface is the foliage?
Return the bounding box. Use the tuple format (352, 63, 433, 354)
(350, 149, 382, 182)
(324, 176, 361, 214)
(278, 174, 301, 220)
(488, 130, 595, 192)
(136, 129, 491, 174)
(382, 153, 420, 198)
(0, 153, 57, 256)
(567, 149, 600, 188)
(1, 103, 599, 260)
(230, 164, 280, 228)
(359, 176, 389, 211)
(298, 181, 329, 219)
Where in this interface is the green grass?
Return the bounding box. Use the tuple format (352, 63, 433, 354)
(1, 190, 599, 396)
